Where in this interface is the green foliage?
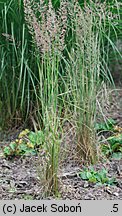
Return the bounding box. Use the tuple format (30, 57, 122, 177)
(101, 133, 122, 159)
(0, 0, 38, 127)
(79, 167, 116, 186)
(28, 131, 45, 146)
(96, 119, 122, 159)
(95, 119, 116, 131)
(3, 129, 45, 158)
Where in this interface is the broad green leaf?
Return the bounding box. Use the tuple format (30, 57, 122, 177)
(9, 142, 17, 151)
(3, 146, 11, 156)
(79, 172, 88, 180)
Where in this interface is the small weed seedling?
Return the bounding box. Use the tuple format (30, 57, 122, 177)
(79, 167, 116, 186)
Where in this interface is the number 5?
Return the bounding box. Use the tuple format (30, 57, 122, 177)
(113, 204, 118, 212)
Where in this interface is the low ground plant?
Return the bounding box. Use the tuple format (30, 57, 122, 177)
(96, 119, 122, 159)
(2, 129, 45, 158)
(102, 133, 122, 159)
(79, 167, 116, 186)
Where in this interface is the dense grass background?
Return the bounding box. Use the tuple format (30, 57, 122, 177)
(0, 0, 121, 128)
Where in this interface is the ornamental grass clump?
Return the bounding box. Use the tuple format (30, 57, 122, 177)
(23, 0, 122, 193)
(65, 0, 120, 163)
(23, 0, 68, 196)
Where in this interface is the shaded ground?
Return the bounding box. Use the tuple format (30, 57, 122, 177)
(0, 87, 122, 200)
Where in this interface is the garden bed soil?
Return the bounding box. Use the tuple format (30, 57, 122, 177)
(0, 155, 122, 200)
(0, 87, 122, 200)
